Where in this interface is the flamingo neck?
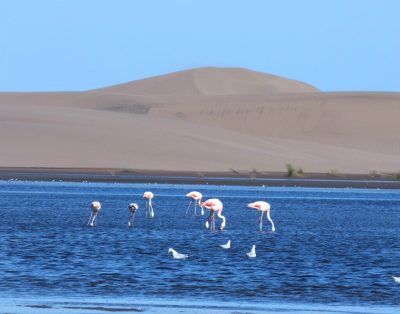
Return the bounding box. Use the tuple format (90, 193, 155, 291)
(217, 210, 226, 229)
(267, 210, 275, 232)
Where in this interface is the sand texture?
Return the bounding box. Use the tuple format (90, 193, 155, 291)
(1, 67, 399, 174)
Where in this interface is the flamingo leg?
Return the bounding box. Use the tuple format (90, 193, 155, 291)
(87, 213, 94, 226)
(128, 213, 135, 227)
(90, 213, 98, 227)
(186, 200, 192, 215)
(212, 212, 216, 231)
(149, 200, 154, 218)
(194, 201, 197, 216)
(205, 212, 212, 229)
(259, 211, 264, 232)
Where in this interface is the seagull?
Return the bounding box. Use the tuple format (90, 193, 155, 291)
(246, 245, 256, 258)
(219, 240, 231, 249)
(392, 276, 400, 284)
(168, 248, 189, 259)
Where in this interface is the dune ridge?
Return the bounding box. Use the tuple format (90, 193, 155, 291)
(1, 67, 399, 175)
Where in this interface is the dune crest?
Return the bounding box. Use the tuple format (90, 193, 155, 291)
(95, 67, 320, 96)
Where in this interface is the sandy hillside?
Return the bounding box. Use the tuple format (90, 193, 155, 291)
(1, 67, 399, 174)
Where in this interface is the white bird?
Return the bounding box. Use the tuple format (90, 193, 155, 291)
(219, 240, 231, 249)
(246, 245, 256, 258)
(168, 248, 189, 259)
(392, 276, 400, 284)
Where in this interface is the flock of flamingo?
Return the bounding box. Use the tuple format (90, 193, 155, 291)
(88, 190, 275, 232)
(86, 191, 400, 281)
(87, 190, 275, 259)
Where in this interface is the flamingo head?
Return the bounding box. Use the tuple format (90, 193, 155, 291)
(200, 201, 209, 208)
(247, 202, 260, 210)
(129, 203, 138, 212)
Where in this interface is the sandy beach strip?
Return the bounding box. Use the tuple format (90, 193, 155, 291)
(0, 297, 398, 314)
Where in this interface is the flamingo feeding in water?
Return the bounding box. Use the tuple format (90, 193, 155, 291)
(128, 203, 139, 227)
(201, 198, 226, 231)
(247, 201, 275, 232)
(143, 191, 155, 218)
(185, 191, 204, 216)
(88, 201, 101, 227)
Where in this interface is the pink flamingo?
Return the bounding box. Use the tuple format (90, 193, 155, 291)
(201, 198, 226, 231)
(128, 203, 139, 227)
(247, 201, 275, 232)
(88, 201, 101, 227)
(185, 191, 204, 216)
(143, 191, 155, 218)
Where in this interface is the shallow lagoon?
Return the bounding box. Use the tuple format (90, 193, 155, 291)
(0, 181, 399, 312)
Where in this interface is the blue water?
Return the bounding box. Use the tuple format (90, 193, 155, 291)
(0, 181, 400, 308)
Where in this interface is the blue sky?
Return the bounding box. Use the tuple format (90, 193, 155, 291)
(0, 0, 399, 92)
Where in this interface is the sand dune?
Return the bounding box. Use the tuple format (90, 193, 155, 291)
(1, 67, 399, 174)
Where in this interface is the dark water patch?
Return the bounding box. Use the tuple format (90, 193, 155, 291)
(63, 306, 143, 312)
(20, 304, 53, 309)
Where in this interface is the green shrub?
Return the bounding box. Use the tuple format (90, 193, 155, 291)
(327, 169, 340, 176)
(286, 163, 304, 177)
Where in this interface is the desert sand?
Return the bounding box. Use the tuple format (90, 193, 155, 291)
(1, 67, 399, 175)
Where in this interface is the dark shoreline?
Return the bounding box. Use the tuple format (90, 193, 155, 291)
(1, 167, 399, 189)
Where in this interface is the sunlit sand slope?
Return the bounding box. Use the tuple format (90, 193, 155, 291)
(1, 67, 399, 174)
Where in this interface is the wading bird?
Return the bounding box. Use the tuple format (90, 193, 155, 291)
(128, 203, 139, 227)
(185, 191, 204, 216)
(143, 191, 155, 218)
(201, 198, 226, 231)
(88, 201, 101, 227)
(219, 240, 231, 249)
(246, 245, 256, 258)
(168, 248, 189, 259)
(247, 201, 275, 232)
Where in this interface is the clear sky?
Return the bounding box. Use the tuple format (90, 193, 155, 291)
(0, 0, 399, 92)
